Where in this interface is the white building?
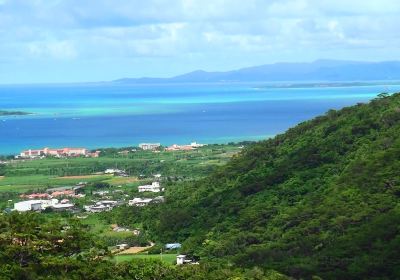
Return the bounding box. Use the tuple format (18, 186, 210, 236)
(138, 182, 162, 193)
(116, 244, 130, 250)
(84, 204, 110, 213)
(128, 198, 153, 207)
(52, 203, 75, 211)
(139, 143, 161, 151)
(93, 190, 110, 196)
(165, 141, 206, 151)
(176, 255, 187, 265)
(190, 142, 205, 148)
(41, 199, 59, 209)
(104, 168, 124, 174)
(13, 199, 73, 212)
(84, 200, 117, 213)
(176, 255, 198, 265)
(97, 200, 118, 206)
(14, 200, 43, 212)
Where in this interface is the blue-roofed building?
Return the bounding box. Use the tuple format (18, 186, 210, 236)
(165, 243, 182, 250)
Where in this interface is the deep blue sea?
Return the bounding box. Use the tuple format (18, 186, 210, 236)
(1, 82, 400, 155)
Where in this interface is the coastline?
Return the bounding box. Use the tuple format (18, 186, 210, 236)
(2, 83, 399, 157)
(0, 110, 32, 116)
(0, 135, 269, 157)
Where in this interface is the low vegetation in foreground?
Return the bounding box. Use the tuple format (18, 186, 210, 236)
(0, 212, 288, 279)
(1, 93, 400, 279)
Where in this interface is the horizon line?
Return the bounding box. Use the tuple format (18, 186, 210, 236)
(1, 58, 400, 86)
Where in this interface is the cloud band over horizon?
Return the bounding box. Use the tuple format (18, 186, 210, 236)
(0, 0, 399, 83)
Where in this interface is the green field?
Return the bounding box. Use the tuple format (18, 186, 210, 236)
(112, 253, 177, 264)
(0, 144, 245, 193)
(80, 214, 110, 234)
(0, 174, 111, 192)
(80, 214, 137, 238)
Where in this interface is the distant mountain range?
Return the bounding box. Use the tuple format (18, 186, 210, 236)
(115, 60, 400, 83)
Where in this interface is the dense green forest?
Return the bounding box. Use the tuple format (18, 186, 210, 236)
(108, 93, 400, 279)
(0, 212, 288, 279)
(2, 93, 400, 279)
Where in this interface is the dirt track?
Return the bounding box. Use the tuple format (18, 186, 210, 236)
(57, 175, 105, 179)
(116, 246, 152, 255)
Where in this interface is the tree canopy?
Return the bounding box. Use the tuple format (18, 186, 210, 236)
(127, 93, 400, 279)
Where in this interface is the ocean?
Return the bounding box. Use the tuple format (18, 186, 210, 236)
(1, 82, 399, 155)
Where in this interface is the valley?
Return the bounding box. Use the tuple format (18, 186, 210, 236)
(1, 93, 399, 279)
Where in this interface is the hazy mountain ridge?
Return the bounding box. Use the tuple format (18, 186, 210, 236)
(115, 60, 400, 83)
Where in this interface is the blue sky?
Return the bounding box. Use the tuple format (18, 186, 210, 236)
(0, 0, 399, 84)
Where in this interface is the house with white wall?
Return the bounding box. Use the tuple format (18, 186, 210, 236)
(138, 182, 162, 192)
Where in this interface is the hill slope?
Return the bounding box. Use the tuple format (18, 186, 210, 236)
(141, 93, 400, 279)
(116, 60, 400, 83)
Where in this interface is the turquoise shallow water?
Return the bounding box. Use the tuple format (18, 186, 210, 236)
(0, 82, 399, 155)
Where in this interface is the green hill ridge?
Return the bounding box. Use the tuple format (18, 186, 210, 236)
(137, 92, 400, 279)
(2, 93, 399, 279)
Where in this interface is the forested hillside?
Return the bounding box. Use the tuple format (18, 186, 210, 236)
(2, 93, 400, 279)
(0, 212, 288, 279)
(134, 93, 400, 279)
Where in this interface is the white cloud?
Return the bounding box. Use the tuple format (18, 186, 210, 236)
(0, 0, 400, 83)
(27, 40, 77, 59)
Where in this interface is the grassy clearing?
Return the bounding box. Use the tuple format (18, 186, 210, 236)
(0, 184, 41, 193)
(103, 230, 134, 238)
(80, 214, 110, 235)
(112, 253, 177, 264)
(0, 174, 111, 192)
(105, 176, 140, 186)
(57, 174, 106, 179)
(0, 175, 55, 192)
(80, 214, 137, 239)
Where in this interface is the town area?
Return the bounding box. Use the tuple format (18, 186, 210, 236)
(0, 141, 249, 264)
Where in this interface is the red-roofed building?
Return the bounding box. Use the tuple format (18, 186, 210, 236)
(20, 193, 51, 199)
(19, 147, 97, 158)
(51, 190, 75, 197)
(165, 142, 205, 151)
